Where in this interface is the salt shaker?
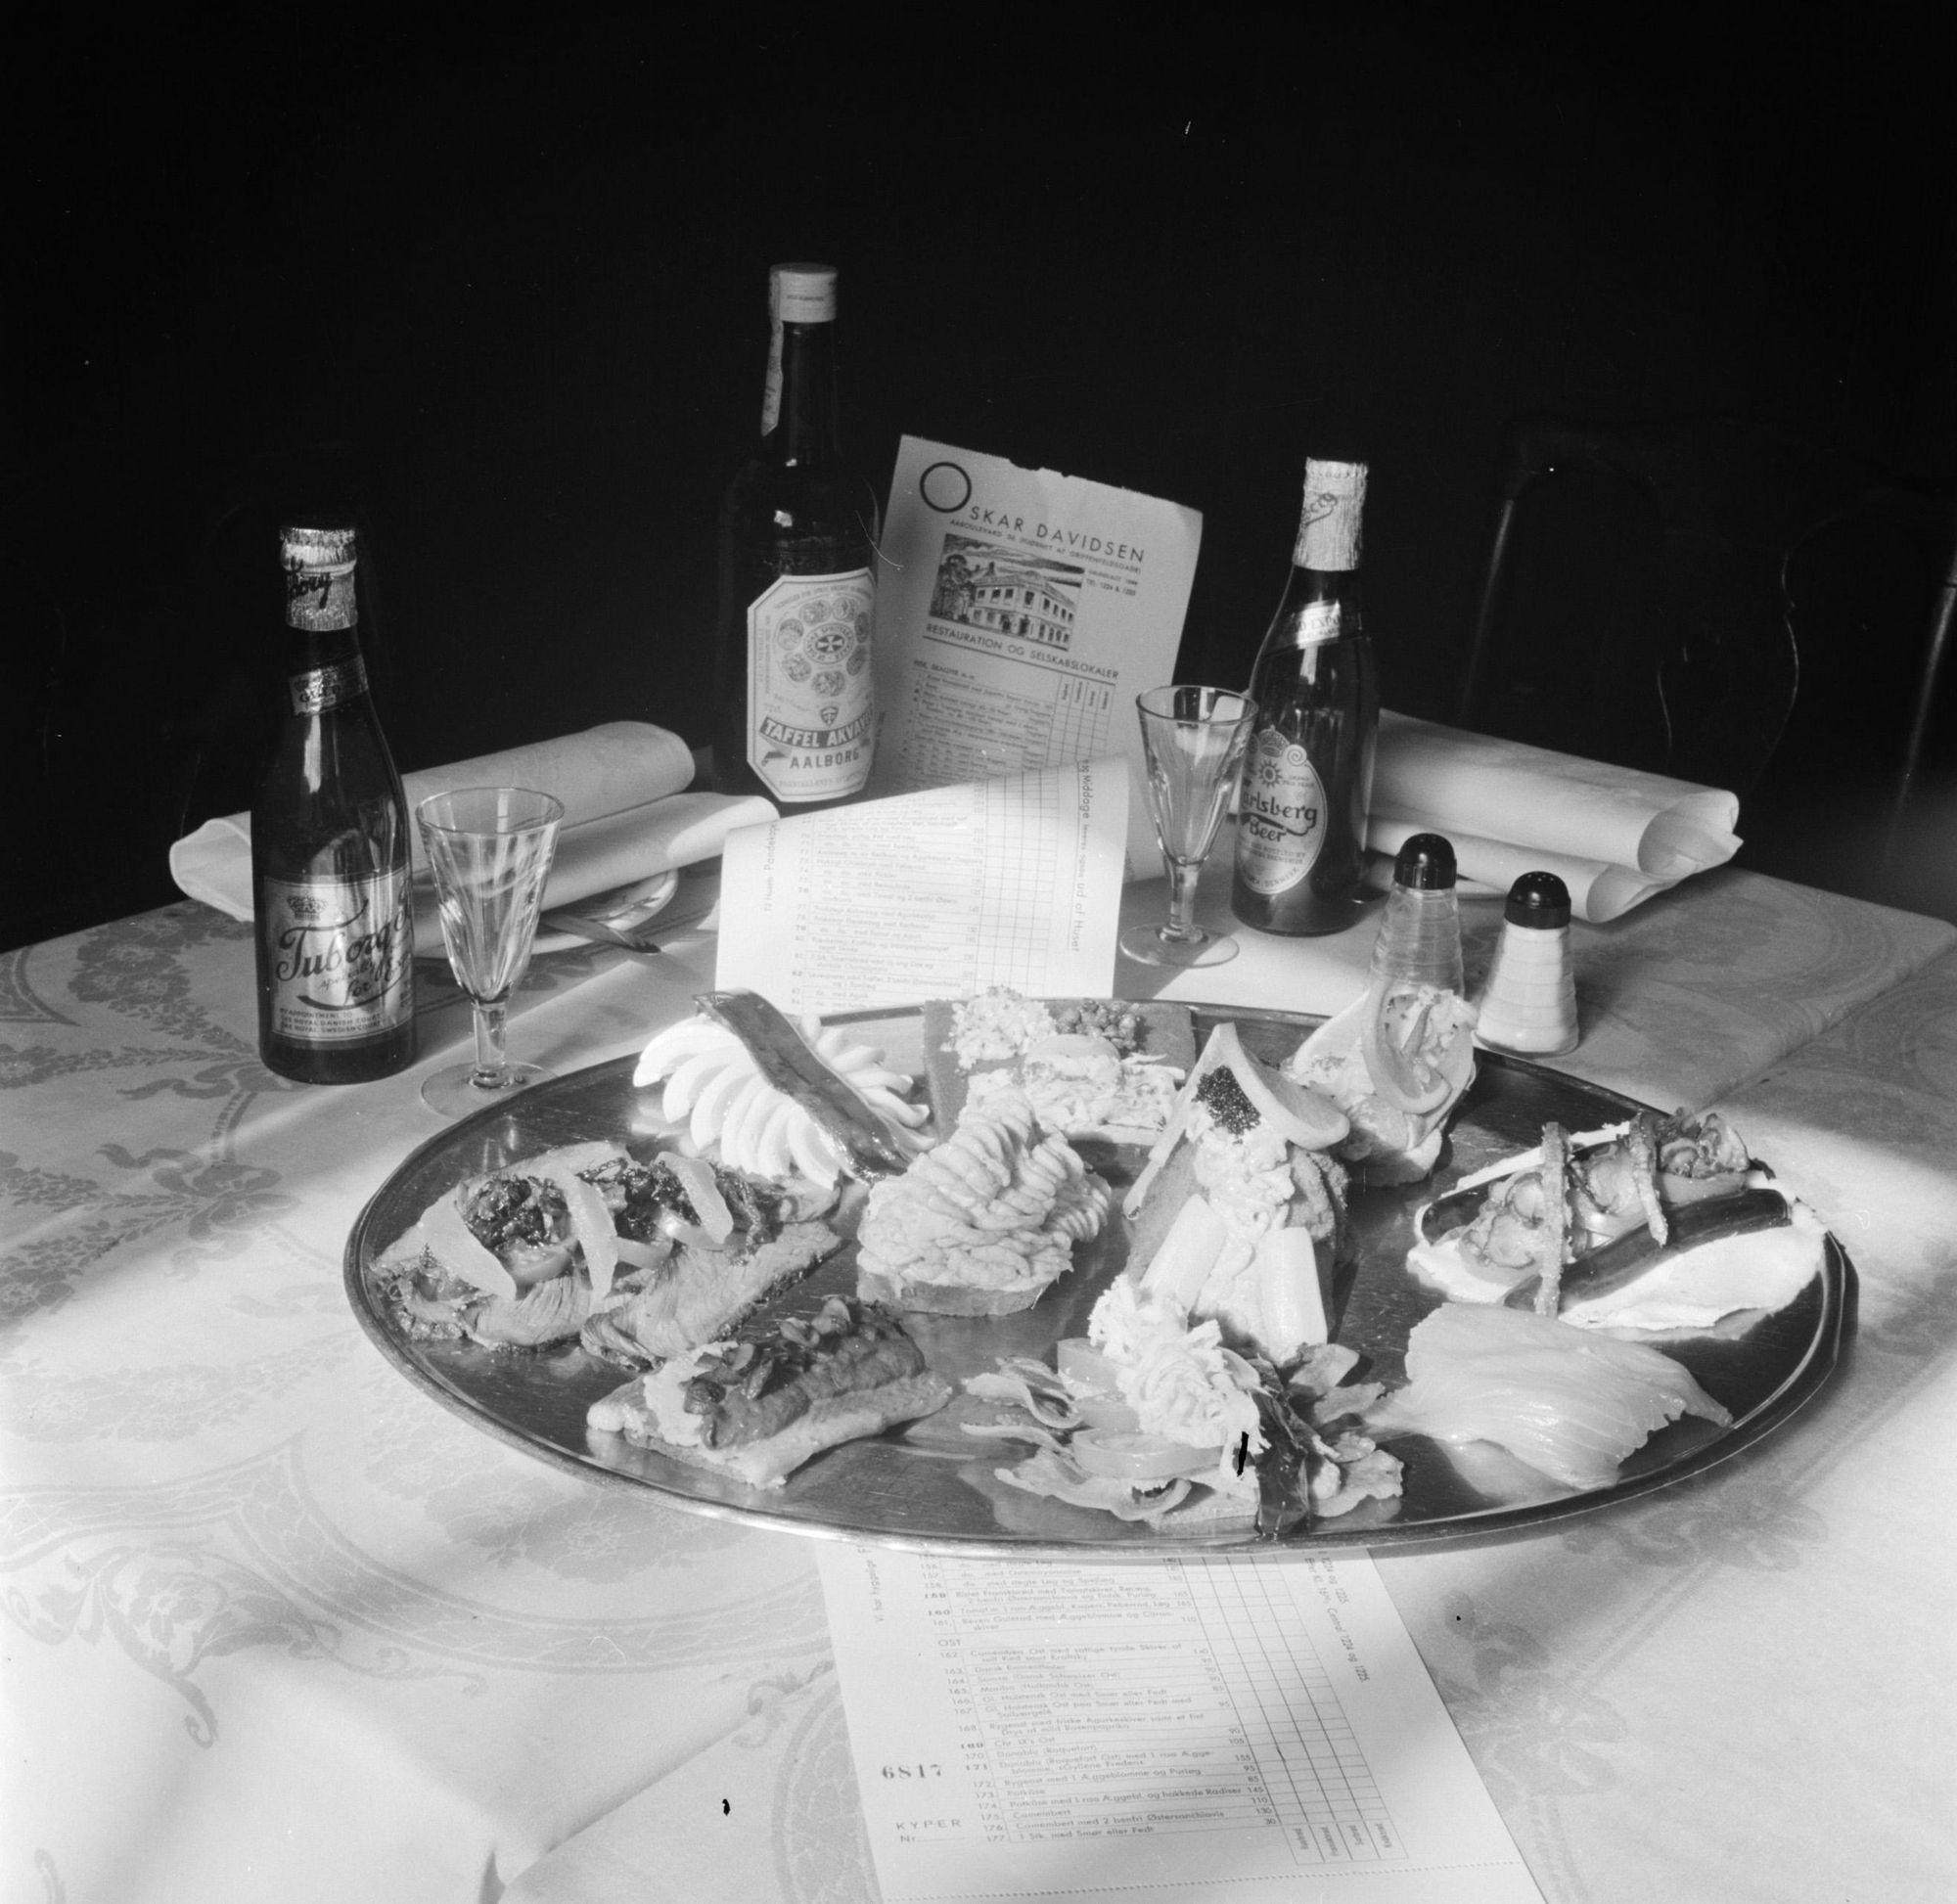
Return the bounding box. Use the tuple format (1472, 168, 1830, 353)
(1476, 871, 1579, 1056)
(1368, 832, 1465, 994)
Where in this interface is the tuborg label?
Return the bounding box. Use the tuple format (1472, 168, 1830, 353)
(259, 869, 413, 1042)
(1234, 729, 1327, 895)
(745, 567, 875, 802)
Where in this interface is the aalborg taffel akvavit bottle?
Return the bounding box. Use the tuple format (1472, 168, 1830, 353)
(1230, 459, 1381, 936)
(712, 262, 881, 810)
(250, 522, 416, 1082)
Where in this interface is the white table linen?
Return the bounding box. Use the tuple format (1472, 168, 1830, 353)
(3, 874, 1953, 1903)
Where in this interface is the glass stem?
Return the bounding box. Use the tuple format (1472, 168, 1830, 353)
(471, 1000, 510, 1087)
(1163, 861, 1205, 942)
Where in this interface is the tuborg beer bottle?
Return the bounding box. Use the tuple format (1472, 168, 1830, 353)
(250, 521, 416, 1082)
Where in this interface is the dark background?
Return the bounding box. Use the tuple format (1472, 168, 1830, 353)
(8, 13, 1956, 951)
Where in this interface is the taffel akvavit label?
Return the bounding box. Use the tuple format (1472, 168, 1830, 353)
(745, 567, 875, 802)
(258, 869, 413, 1042)
(1234, 729, 1327, 895)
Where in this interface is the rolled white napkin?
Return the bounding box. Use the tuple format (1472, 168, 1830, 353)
(169, 721, 774, 948)
(1367, 711, 1741, 923)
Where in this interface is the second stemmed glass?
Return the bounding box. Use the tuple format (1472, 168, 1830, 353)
(1119, 685, 1259, 968)
(417, 786, 565, 1118)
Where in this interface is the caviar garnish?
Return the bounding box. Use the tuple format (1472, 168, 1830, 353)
(1194, 1066, 1260, 1136)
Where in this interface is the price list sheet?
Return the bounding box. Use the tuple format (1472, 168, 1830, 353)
(713, 758, 1128, 1016)
(818, 1546, 1541, 1904)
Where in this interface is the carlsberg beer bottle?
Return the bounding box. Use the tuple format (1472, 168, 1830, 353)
(712, 262, 880, 809)
(250, 522, 416, 1081)
(1230, 459, 1380, 935)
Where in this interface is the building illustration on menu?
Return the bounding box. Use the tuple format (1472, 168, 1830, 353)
(931, 534, 1084, 652)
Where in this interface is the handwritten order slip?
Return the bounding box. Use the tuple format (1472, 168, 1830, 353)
(712, 758, 1128, 1017)
(818, 1545, 1542, 1904)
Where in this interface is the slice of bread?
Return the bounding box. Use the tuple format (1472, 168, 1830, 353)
(596, 1370, 954, 1488)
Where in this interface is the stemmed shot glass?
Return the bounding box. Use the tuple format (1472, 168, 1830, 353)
(417, 787, 565, 1118)
(1119, 685, 1258, 969)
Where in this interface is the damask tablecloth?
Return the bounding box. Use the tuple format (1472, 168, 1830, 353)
(2, 873, 1952, 1904)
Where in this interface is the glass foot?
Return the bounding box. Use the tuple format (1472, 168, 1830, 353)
(1118, 923, 1241, 968)
(420, 1059, 555, 1119)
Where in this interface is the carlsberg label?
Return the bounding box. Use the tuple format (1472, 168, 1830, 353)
(1235, 730, 1326, 894)
(745, 568, 875, 801)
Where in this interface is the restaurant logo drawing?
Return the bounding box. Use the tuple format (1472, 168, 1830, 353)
(929, 534, 1083, 654)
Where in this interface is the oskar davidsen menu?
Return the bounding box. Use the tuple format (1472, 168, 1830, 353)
(868, 437, 1203, 872)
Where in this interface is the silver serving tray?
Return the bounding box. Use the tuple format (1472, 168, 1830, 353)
(343, 1006, 1850, 1559)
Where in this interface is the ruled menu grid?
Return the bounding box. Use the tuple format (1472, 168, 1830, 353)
(834, 1552, 1406, 1867)
(1041, 675, 1115, 770)
(1182, 1560, 1401, 1864)
(976, 773, 1062, 993)
(820, 1545, 1544, 1904)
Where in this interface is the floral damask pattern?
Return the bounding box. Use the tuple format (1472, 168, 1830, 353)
(1431, 1596, 1629, 1812)
(773, 1675, 879, 1904)
(7, 1533, 453, 1747)
(1, 1438, 831, 1733)
(2, 1339, 344, 1443)
(1557, 1474, 1828, 1571)
(0, 1144, 300, 1347)
(353, 1358, 760, 1580)
(0, 948, 76, 1026)
(0, 1220, 135, 1341)
(95, 1145, 298, 1275)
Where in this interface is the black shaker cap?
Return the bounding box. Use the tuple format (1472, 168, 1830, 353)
(1504, 871, 1571, 928)
(1392, 833, 1457, 891)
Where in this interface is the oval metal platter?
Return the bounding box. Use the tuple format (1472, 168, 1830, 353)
(343, 1005, 1851, 1559)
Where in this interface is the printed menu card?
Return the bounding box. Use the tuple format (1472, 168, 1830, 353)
(869, 436, 1203, 874)
(712, 758, 1129, 1016)
(818, 1545, 1543, 1904)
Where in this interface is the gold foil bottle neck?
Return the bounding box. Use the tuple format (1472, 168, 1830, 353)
(1293, 460, 1367, 571)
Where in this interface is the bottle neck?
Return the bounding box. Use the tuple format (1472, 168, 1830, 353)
(277, 616, 373, 722)
(766, 320, 842, 465)
(284, 614, 365, 657)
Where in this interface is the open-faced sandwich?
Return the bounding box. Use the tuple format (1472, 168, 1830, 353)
(1408, 1110, 1823, 1335)
(960, 1278, 1402, 1534)
(373, 1138, 846, 1362)
(855, 1088, 1113, 1315)
(632, 990, 932, 1186)
(921, 989, 1197, 1145)
(1285, 978, 1479, 1184)
(1118, 1021, 1353, 1365)
(587, 1293, 952, 1488)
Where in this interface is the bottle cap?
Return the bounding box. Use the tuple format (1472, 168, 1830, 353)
(770, 262, 838, 325)
(1504, 870, 1571, 928)
(1392, 832, 1457, 891)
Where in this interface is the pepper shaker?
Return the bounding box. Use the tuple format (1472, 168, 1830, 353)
(1476, 871, 1578, 1056)
(1368, 832, 1465, 994)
